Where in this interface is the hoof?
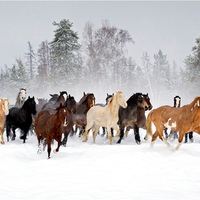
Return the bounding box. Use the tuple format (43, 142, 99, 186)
(53, 149, 57, 154)
(136, 141, 141, 145)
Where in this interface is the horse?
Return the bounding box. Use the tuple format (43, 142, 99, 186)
(41, 91, 68, 112)
(34, 95, 76, 159)
(95, 93, 114, 137)
(15, 88, 27, 108)
(116, 93, 152, 144)
(6, 96, 37, 143)
(0, 98, 9, 144)
(163, 95, 193, 143)
(62, 92, 95, 146)
(144, 96, 200, 150)
(81, 91, 127, 144)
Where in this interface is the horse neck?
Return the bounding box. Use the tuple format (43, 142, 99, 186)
(108, 95, 120, 114)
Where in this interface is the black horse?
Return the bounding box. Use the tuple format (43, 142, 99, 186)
(6, 96, 37, 143)
(117, 93, 152, 144)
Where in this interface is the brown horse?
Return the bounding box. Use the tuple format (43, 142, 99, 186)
(62, 92, 95, 146)
(145, 96, 200, 150)
(82, 91, 127, 144)
(34, 95, 76, 159)
(0, 98, 9, 144)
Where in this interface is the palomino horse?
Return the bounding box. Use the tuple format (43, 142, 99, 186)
(62, 92, 95, 146)
(0, 98, 9, 144)
(117, 93, 152, 144)
(82, 91, 127, 144)
(6, 96, 37, 143)
(34, 95, 76, 159)
(15, 88, 27, 108)
(144, 96, 200, 150)
(96, 93, 114, 137)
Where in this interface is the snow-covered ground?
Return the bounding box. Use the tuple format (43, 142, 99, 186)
(1, 129, 200, 200)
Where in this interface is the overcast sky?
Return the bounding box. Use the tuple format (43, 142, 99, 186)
(0, 1, 200, 70)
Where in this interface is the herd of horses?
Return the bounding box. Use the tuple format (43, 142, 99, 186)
(0, 88, 200, 159)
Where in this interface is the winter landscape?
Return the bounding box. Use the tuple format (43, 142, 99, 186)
(1, 1, 200, 199)
(1, 126, 200, 200)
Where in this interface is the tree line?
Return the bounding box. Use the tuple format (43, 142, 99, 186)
(0, 19, 200, 106)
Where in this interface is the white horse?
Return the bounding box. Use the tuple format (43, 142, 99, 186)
(15, 88, 27, 108)
(82, 91, 127, 144)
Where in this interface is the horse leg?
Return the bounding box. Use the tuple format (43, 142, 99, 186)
(175, 132, 185, 150)
(100, 127, 106, 137)
(164, 128, 168, 139)
(37, 137, 43, 154)
(150, 131, 159, 147)
(134, 125, 141, 145)
(53, 136, 62, 154)
(144, 131, 150, 140)
(92, 126, 100, 143)
(184, 133, 188, 143)
(189, 132, 193, 142)
(11, 127, 16, 141)
(0, 128, 4, 144)
(116, 127, 125, 144)
(62, 123, 73, 147)
(47, 140, 52, 159)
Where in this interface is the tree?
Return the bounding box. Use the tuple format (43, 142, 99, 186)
(82, 20, 135, 96)
(184, 36, 200, 96)
(25, 41, 36, 80)
(49, 19, 81, 91)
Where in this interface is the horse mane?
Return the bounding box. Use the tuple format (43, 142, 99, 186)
(126, 93, 142, 106)
(79, 93, 93, 104)
(56, 91, 68, 103)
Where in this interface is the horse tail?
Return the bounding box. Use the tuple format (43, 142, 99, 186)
(144, 111, 153, 140)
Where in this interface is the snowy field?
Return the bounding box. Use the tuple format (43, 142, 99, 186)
(1, 128, 200, 200)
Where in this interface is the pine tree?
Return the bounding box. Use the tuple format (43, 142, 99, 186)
(184, 36, 200, 96)
(49, 19, 81, 91)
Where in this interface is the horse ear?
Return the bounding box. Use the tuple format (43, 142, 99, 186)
(28, 96, 30, 99)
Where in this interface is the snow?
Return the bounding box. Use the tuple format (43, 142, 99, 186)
(1, 129, 200, 200)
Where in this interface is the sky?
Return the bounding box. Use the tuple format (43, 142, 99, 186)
(0, 1, 200, 71)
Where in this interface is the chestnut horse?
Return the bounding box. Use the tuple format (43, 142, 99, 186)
(34, 95, 76, 159)
(0, 98, 9, 144)
(145, 96, 200, 150)
(62, 92, 95, 146)
(82, 91, 127, 144)
(117, 93, 152, 144)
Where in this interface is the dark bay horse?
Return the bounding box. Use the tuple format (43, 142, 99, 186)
(34, 95, 76, 159)
(117, 93, 152, 144)
(62, 92, 95, 146)
(6, 96, 37, 143)
(41, 91, 68, 112)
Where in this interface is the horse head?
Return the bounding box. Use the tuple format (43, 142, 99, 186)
(25, 96, 37, 115)
(115, 91, 127, 108)
(143, 93, 153, 111)
(1, 98, 9, 115)
(106, 93, 114, 105)
(134, 93, 150, 110)
(174, 95, 181, 108)
(65, 94, 76, 114)
(19, 88, 26, 101)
